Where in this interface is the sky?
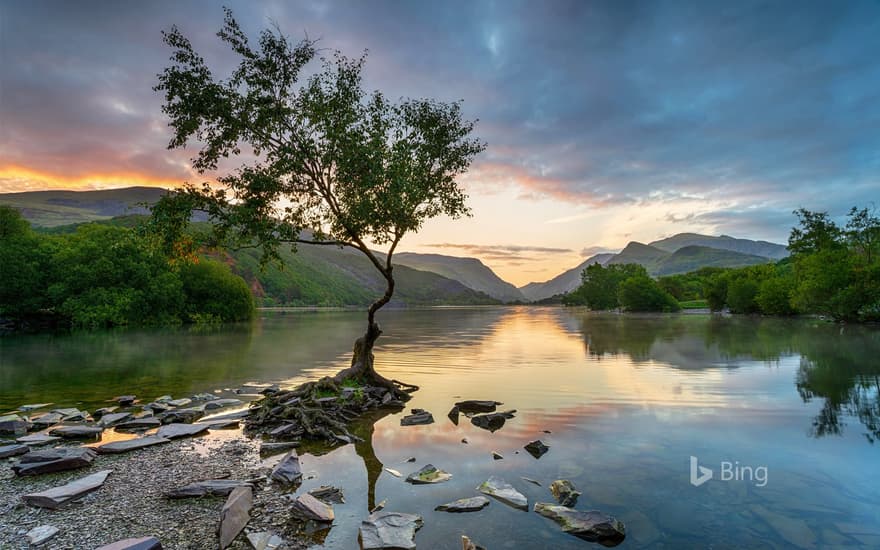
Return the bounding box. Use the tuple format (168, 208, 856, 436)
(2, 1, 879, 286)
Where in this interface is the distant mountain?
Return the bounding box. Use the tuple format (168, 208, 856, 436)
(0, 186, 167, 227)
(606, 241, 670, 272)
(395, 253, 524, 302)
(649, 233, 788, 259)
(653, 245, 772, 276)
(519, 253, 614, 302)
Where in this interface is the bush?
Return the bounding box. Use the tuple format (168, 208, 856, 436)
(726, 278, 760, 314)
(618, 275, 681, 312)
(756, 276, 796, 315)
(180, 259, 254, 322)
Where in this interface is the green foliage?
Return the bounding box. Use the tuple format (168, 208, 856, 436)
(679, 300, 709, 309)
(618, 275, 681, 312)
(563, 263, 648, 309)
(179, 259, 254, 322)
(756, 274, 796, 316)
(726, 278, 760, 314)
(703, 272, 729, 312)
(0, 207, 56, 317)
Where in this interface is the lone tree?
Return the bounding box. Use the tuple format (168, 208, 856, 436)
(151, 10, 485, 399)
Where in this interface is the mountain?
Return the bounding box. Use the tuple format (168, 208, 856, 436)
(649, 233, 788, 259)
(653, 245, 772, 275)
(519, 253, 614, 302)
(0, 187, 167, 227)
(606, 242, 670, 272)
(395, 253, 525, 302)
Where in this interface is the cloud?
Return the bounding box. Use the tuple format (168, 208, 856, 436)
(580, 246, 619, 257)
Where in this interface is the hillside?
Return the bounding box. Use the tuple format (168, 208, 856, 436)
(649, 232, 788, 259)
(519, 253, 615, 301)
(606, 241, 670, 272)
(653, 245, 772, 275)
(395, 252, 524, 302)
(0, 186, 167, 227)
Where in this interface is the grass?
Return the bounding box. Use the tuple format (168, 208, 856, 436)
(679, 299, 709, 309)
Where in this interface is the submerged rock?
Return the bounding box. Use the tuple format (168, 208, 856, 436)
(13, 447, 98, 476)
(455, 400, 502, 414)
(26, 525, 59, 546)
(308, 485, 345, 504)
(291, 493, 334, 522)
(22, 469, 112, 509)
(95, 536, 163, 550)
(470, 410, 516, 432)
(524, 440, 550, 459)
(435, 496, 490, 513)
(359, 512, 423, 550)
(477, 476, 528, 511)
(533, 503, 625, 546)
(406, 464, 452, 484)
(0, 443, 30, 458)
(218, 485, 253, 549)
(156, 423, 209, 440)
(400, 409, 434, 426)
(246, 532, 285, 550)
(49, 425, 103, 439)
(166, 479, 253, 499)
(549, 479, 581, 507)
(271, 450, 302, 484)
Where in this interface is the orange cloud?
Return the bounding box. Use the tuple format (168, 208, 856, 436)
(0, 164, 185, 193)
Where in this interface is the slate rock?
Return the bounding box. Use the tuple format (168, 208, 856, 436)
(455, 400, 502, 413)
(470, 410, 516, 432)
(96, 435, 170, 454)
(524, 440, 550, 459)
(447, 406, 460, 425)
(166, 479, 252, 499)
(159, 407, 204, 424)
(92, 406, 119, 418)
(0, 443, 30, 458)
(95, 537, 163, 550)
(271, 450, 302, 484)
(219, 485, 253, 549)
(491, 451, 503, 460)
(167, 398, 192, 408)
(156, 423, 209, 440)
(22, 469, 112, 509)
(435, 496, 490, 513)
(400, 409, 434, 426)
(16, 433, 61, 446)
(203, 398, 243, 411)
(30, 412, 64, 428)
(308, 485, 345, 504)
(97, 412, 133, 428)
(259, 442, 299, 456)
(26, 525, 59, 546)
(115, 418, 162, 432)
(0, 414, 29, 435)
(291, 493, 334, 522)
(246, 532, 285, 550)
(114, 395, 137, 406)
(461, 535, 487, 550)
(359, 512, 423, 550)
(13, 447, 97, 476)
(533, 503, 626, 546)
(20, 403, 53, 411)
(550, 479, 581, 507)
(477, 476, 528, 511)
(406, 464, 452, 484)
(49, 425, 103, 439)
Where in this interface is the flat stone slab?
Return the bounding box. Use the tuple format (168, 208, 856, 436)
(435, 496, 490, 513)
(159, 407, 204, 424)
(203, 398, 243, 410)
(219, 485, 253, 549)
(113, 395, 137, 406)
(470, 410, 516, 432)
(0, 443, 30, 458)
(477, 476, 528, 511)
(246, 532, 285, 550)
(20, 403, 53, 411)
(534, 503, 626, 546)
(0, 414, 29, 435)
(156, 423, 209, 440)
(524, 439, 550, 459)
(400, 409, 434, 426)
(22, 469, 112, 509)
(13, 447, 98, 476)
(550, 479, 581, 507)
(96, 435, 170, 454)
(26, 525, 59, 546)
(96, 536, 163, 550)
(270, 450, 302, 484)
(49, 425, 104, 439)
(30, 412, 64, 427)
(454, 400, 502, 413)
(50, 408, 81, 417)
(93, 406, 119, 417)
(196, 409, 251, 423)
(16, 433, 61, 446)
(259, 442, 299, 456)
(166, 480, 253, 499)
(290, 493, 334, 522)
(359, 512, 423, 550)
(97, 412, 133, 427)
(308, 485, 345, 504)
(406, 464, 452, 484)
(167, 398, 192, 408)
(115, 418, 162, 431)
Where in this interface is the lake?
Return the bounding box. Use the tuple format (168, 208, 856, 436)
(2, 307, 879, 548)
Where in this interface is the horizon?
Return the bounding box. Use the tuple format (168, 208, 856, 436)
(2, 1, 879, 285)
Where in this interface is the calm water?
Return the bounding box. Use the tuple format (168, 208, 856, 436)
(2, 307, 880, 548)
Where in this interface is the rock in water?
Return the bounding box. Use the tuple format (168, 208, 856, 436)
(454, 400, 502, 413)
(477, 476, 528, 511)
(13, 447, 97, 476)
(461, 535, 487, 550)
(218, 485, 253, 549)
(384, 468, 403, 478)
(435, 496, 490, 513)
(203, 398, 243, 410)
(550, 479, 581, 507)
(114, 395, 137, 406)
(95, 537, 163, 550)
(26, 525, 59, 546)
(115, 418, 162, 432)
(359, 512, 423, 550)
(246, 532, 285, 550)
(159, 407, 204, 424)
(97, 412, 133, 427)
(22, 469, 112, 509)
(259, 442, 300, 456)
(49, 425, 104, 439)
(271, 450, 302, 484)
(0, 414, 30, 435)
(96, 436, 170, 454)
(470, 410, 516, 432)
(400, 409, 434, 426)
(291, 493, 334, 522)
(406, 464, 452, 484)
(308, 486, 345, 504)
(0, 443, 30, 458)
(167, 398, 192, 408)
(491, 451, 503, 460)
(533, 503, 625, 546)
(156, 423, 209, 440)
(20, 403, 53, 411)
(166, 480, 252, 499)
(524, 440, 550, 459)
(447, 406, 460, 425)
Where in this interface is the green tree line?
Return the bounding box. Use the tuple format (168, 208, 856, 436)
(0, 206, 254, 329)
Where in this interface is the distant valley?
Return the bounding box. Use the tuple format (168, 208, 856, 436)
(1, 187, 788, 305)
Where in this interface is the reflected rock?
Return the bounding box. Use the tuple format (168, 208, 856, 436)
(435, 496, 490, 513)
(400, 409, 434, 426)
(470, 410, 515, 432)
(455, 400, 502, 414)
(477, 476, 527, 511)
(533, 503, 625, 547)
(13, 447, 97, 476)
(96, 536, 162, 550)
(271, 450, 302, 484)
(219, 485, 252, 549)
(524, 440, 550, 459)
(550, 479, 581, 507)
(23, 469, 112, 509)
(359, 512, 423, 550)
(406, 464, 452, 484)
